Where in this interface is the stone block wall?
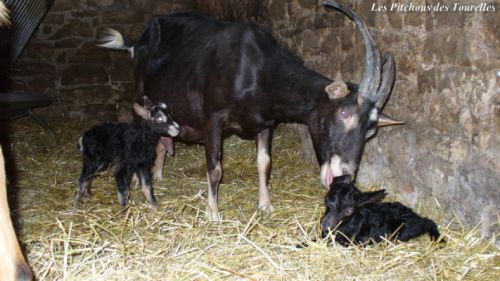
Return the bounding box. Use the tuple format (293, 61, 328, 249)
(11, 0, 191, 121)
(262, 0, 499, 239)
(11, 0, 499, 238)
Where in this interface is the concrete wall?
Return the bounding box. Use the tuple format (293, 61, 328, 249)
(11, 0, 499, 238)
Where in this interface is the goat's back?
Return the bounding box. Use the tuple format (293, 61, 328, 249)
(338, 202, 439, 244)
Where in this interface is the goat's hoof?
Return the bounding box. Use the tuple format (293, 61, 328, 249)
(205, 207, 221, 223)
(118, 206, 129, 217)
(150, 201, 158, 210)
(153, 172, 163, 181)
(74, 201, 81, 209)
(258, 202, 274, 214)
(152, 167, 163, 181)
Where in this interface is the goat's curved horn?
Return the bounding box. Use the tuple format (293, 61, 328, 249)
(323, 1, 381, 102)
(375, 53, 396, 109)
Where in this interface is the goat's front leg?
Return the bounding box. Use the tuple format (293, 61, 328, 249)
(152, 141, 166, 180)
(256, 128, 274, 214)
(204, 117, 223, 222)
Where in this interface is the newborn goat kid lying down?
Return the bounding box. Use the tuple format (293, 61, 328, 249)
(321, 176, 443, 246)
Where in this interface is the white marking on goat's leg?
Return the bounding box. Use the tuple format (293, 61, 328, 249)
(81, 179, 92, 198)
(75, 162, 95, 207)
(131, 173, 139, 188)
(75, 179, 88, 208)
(203, 117, 224, 222)
(139, 169, 158, 209)
(114, 167, 130, 209)
(206, 162, 221, 222)
(256, 129, 274, 214)
(152, 141, 166, 181)
(257, 150, 273, 213)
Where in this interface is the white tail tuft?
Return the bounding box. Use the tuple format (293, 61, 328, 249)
(96, 28, 133, 55)
(0, 1, 11, 28)
(77, 136, 84, 153)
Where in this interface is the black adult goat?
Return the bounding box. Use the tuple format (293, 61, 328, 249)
(96, 1, 403, 221)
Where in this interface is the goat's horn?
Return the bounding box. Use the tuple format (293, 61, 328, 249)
(375, 53, 396, 109)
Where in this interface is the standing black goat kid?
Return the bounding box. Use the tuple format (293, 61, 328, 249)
(75, 96, 180, 210)
(321, 176, 442, 246)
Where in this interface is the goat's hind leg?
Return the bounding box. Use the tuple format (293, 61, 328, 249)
(114, 166, 131, 210)
(75, 161, 96, 208)
(256, 128, 274, 214)
(203, 116, 224, 222)
(138, 167, 158, 209)
(397, 218, 436, 242)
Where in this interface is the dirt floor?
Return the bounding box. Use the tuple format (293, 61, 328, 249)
(5, 119, 499, 280)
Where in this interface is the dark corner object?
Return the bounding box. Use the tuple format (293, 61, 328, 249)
(0, 0, 56, 129)
(0, 92, 53, 129)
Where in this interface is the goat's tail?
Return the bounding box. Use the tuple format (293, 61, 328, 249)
(96, 28, 134, 57)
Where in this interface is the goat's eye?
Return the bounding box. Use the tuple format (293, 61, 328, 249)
(326, 200, 337, 210)
(343, 208, 353, 216)
(340, 110, 349, 119)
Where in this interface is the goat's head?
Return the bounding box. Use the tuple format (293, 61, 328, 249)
(133, 96, 180, 137)
(309, 2, 403, 188)
(320, 175, 386, 237)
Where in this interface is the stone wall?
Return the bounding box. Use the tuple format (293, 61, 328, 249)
(11, 0, 191, 121)
(11, 0, 499, 238)
(262, 0, 499, 239)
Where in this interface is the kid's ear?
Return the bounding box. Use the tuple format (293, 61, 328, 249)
(143, 96, 154, 110)
(133, 103, 150, 119)
(359, 189, 386, 206)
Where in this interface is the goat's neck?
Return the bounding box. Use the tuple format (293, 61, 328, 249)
(137, 120, 163, 144)
(264, 61, 331, 123)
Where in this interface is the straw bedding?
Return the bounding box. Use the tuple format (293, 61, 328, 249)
(7, 119, 499, 280)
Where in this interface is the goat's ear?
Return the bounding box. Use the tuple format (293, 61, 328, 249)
(133, 103, 150, 119)
(142, 96, 154, 110)
(377, 113, 405, 127)
(325, 81, 349, 100)
(359, 189, 386, 206)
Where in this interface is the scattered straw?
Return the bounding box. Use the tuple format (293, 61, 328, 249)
(5, 119, 499, 280)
